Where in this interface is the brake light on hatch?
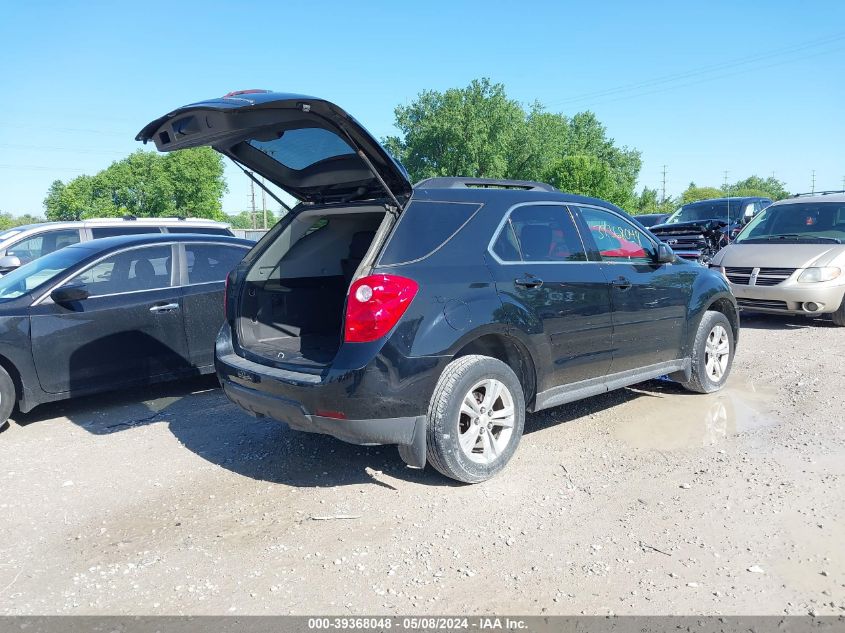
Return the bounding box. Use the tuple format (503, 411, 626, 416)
(344, 275, 419, 343)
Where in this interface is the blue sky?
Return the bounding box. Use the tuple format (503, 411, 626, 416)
(2, 1, 844, 216)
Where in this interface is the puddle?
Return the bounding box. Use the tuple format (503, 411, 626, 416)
(613, 377, 780, 450)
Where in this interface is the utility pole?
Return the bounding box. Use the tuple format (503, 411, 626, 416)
(811, 170, 816, 194)
(661, 165, 667, 203)
(249, 177, 257, 230)
(841, 175, 845, 191)
(722, 170, 729, 189)
(261, 176, 268, 230)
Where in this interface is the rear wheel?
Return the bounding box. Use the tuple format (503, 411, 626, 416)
(831, 296, 845, 327)
(0, 365, 16, 431)
(678, 310, 735, 394)
(426, 355, 525, 483)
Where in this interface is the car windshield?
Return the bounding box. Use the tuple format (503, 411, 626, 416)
(0, 247, 93, 300)
(667, 200, 742, 224)
(735, 202, 845, 244)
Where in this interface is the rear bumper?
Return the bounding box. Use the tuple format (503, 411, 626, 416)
(221, 379, 425, 447)
(214, 323, 446, 465)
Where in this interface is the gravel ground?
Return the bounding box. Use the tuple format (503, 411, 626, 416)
(0, 313, 843, 616)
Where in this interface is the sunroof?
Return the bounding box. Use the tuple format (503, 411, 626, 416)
(247, 128, 355, 170)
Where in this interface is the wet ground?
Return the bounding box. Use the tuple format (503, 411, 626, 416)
(0, 313, 843, 615)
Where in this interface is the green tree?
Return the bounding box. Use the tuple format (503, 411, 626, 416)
(226, 209, 279, 229)
(679, 183, 725, 204)
(43, 148, 227, 221)
(631, 186, 677, 215)
(0, 211, 44, 230)
(723, 175, 790, 200)
(384, 78, 641, 208)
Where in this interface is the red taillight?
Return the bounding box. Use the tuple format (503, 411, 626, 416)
(344, 275, 419, 343)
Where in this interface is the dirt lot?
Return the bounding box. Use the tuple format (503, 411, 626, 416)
(0, 313, 843, 616)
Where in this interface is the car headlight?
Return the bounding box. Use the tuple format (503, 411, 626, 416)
(797, 267, 841, 282)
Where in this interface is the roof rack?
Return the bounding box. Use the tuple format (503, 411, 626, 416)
(791, 190, 845, 198)
(415, 177, 558, 192)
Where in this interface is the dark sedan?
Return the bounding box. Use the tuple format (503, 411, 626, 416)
(0, 233, 252, 429)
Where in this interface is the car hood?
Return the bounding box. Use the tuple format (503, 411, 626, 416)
(137, 90, 412, 205)
(712, 243, 845, 268)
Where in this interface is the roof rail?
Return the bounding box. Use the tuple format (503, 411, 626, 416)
(790, 190, 845, 198)
(415, 177, 558, 192)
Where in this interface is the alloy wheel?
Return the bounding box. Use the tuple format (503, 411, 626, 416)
(457, 378, 515, 464)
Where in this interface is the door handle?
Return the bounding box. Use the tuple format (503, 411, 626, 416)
(611, 277, 632, 291)
(149, 302, 180, 313)
(515, 277, 543, 289)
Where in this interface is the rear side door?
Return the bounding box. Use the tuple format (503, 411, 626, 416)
(179, 242, 251, 367)
(30, 244, 190, 394)
(572, 205, 693, 373)
(487, 202, 613, 392)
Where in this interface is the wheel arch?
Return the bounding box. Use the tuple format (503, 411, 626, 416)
(451, 332, 538, 411)
(0, 353, 22, 405)
(705, 294, 740, 347)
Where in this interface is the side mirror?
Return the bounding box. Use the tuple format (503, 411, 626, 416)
(656, 242, 675, 264)
(51, 284, 90, 304)
(0, 255, 22, 274)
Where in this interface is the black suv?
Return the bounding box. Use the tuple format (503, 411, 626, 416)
(138, 91, 740, 483)
(650, 197, 771, 264)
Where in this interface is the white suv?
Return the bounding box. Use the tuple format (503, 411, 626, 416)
(0, 217, 233, 273)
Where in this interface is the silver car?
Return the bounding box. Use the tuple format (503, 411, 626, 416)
(709, 192, 845, 325)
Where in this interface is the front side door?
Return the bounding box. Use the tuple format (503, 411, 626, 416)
(572, 205, 694, 374)
(179, 242, 250, 367)
(487, 202, 613, 392)
(30, 244, 190, 394)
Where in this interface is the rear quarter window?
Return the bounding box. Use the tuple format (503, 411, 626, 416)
(379, 201, 482, 265)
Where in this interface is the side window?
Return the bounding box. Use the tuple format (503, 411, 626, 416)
(91, 226, 161, 238)
(68, 245, 174, 297)
(7, 235, 45, 263)
(576, 207, 657, 262)
(185, 244, 248, 284)
(492, 205, 587, 262)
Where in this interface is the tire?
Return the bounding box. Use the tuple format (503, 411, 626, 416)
(0, 365, 16, 430)
(831, 296, 845, 327)
(426, 355, 525, 483)
(677, 310, 735, 394)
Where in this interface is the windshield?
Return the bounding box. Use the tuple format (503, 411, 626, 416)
(735, 202, 845, 244)
(667, 200, 743, 224)
(0, 247, 93, 300)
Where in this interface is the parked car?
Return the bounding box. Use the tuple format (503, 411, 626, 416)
(650, 197, 771, 264)
(710, 192, 845, 324)
(0, 217, 234, 275)
(138, 91, 739, 483)
(0, 233, 251, 429)
(633, 213, 670, 228)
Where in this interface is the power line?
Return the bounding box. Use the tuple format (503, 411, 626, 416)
(545, 32, 845, 107)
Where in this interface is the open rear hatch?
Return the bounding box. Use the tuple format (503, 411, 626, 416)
(138, 91, 413, 371)
(137, 90, 411, 206)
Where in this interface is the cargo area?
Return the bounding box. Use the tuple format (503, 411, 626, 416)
(236, 206, 388, 369)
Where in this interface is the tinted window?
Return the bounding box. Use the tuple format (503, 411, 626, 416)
(68, 245, 173, 296)
(91, 226, 161, 238)
(493, 205, 586, 263)
(577, 207, 656, 262)
(380, 201, 481, 265)
(248, 128, 355, 170)
(165, 227, 233, 236)
(7, 229, 81, 264)
(185, 244, 248, 284)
